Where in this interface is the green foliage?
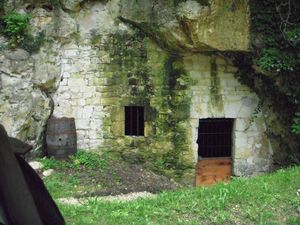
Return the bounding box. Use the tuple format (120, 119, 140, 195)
(251, 0, 299, 72)
(4, 11, 30, 35)
(285, 26, 300, 46)
(40, 157, 67, 170)
(232, 0, 300, 164)
(292, 112, 300, 134)
(287, 216, 300, 225)
(39, 150, 108, 171)
(55, 166, 300, 225)
(43, 173, 79, 198)
(69, 151, 108, 170)
(155, 55, 193, 176)
(3, 11, 31, 47)
(257, 48, 295, 72)
(1, 11, 45, 52)
(40, 151, 113, 198)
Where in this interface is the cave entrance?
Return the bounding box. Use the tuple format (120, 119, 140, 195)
(195, 118, 233, 186)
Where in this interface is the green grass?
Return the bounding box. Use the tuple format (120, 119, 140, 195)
(39, 150, 109, 171)
(49, 166, 300, 225)
(39, 150, 116, 198)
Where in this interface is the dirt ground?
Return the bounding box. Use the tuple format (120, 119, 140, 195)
(41, 156, 180, 198)
(75, 161, 179, 197)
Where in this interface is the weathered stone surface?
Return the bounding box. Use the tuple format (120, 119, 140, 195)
(185, 54, 273, 176)
(30, 8, 54, 37)
(32, 44, 61, 93)
(55, 9, 77, 39)
(28, 161, 44, 170)
(77, 1, 117, 37)
(61, 0, 84, 11)
(0, 0, 274, 180)
(119, 0, 250, 52)
(43, 169, 54, 177)
(0, 46, 59, 149)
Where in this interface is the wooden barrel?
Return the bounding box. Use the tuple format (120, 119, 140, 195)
(46, 117, 77, 158)
(195, 157, 231, 187)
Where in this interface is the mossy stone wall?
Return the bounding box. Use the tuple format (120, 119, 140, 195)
(1, 0, 275, 181)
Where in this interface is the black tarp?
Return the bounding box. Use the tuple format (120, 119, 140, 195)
(0, 124, 65, 225)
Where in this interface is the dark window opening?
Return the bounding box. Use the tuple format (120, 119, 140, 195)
(125, 106, 144, 136)
(197, 118, 233, 158)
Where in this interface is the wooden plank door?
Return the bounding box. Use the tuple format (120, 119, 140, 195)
(195, 157, 231, 186)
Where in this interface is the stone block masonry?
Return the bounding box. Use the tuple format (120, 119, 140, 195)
(52, 33, 273, 177)
(1, 0, 274, 181)
(185, 55, 273, 176)
(52, 43, 106, 149)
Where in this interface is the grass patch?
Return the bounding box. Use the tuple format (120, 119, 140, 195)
(39, 150, 177, 199)
(39, 150, 115, 198)
(51, 166, 300, 225)
(39, 150, 109, 171)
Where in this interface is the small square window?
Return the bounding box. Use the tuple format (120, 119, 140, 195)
(125, 106, 144, 136)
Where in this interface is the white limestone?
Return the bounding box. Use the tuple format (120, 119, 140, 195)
(185, 54, 273, 175)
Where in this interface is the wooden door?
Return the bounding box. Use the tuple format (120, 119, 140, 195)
(195, 157, 231, 186)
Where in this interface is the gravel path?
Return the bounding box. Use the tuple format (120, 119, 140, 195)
(58, 191, 156, 205)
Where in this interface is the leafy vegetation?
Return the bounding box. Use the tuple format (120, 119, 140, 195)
(251, 0, 300, 130)
(19, 31, 45, 53)
(49, 166, 300, 225)
(292, 113, 300, 134)
(38, 151, 110, 198)
(285, 27, 300, 47)
(232, 0, 300, 164)
(157, 56, 193, 176)
(39, 150, 109, 171)
(3, 11, 31, 47)
(257, 48, 295, 72)
(1, 11, 45, 53)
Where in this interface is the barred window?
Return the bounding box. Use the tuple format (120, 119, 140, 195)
(125, 106, 144, 136)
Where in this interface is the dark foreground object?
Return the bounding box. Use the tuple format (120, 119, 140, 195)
(0, 124, 65, 225)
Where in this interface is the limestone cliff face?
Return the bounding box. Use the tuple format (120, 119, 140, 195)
(0, 0, 250, 144)
(1, 0, 270, 181)
(0, 45, 60, 149)
(119, 0, 250, 52)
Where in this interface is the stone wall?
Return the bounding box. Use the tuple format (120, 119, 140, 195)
(52, 42, 104, 149)
(184, 54, 273, 176)
(52, 31, 273, 177)
(0, 0, 274, 180)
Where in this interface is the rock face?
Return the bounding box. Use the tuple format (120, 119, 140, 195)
(0, 0, 274, 182)
(0, 46, 59, 148)
(119, 0, 250, 52)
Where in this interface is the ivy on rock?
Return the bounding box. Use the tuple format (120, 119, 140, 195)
(231, 0, 300, 164)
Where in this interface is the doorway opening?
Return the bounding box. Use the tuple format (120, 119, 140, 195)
(197, 118, 233, 158)
(195, 118, 234, 186)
